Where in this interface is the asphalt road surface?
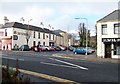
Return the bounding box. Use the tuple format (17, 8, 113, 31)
(1, 51, 119, 83)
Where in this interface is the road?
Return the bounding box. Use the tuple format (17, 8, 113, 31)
(1, 51, 119, 83)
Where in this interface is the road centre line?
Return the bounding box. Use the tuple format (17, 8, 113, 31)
(40, 62, 79, 69)
(49, 58, 88, 70)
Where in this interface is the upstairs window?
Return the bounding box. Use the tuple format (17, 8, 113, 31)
(5, 29, 7, 36)
(43, 33, 45, 39)
(114, 23, 120, 34)
(33, 31, 35, 38)
(49, 34, 51, 40)
(38, 32, 40, 39)
(101, 24, 107, 35)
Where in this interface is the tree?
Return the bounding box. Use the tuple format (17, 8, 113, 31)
(26, 30, 31, 45)
(78, 23, 90, 47)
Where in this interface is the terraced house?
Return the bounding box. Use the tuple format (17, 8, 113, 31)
(0, 22, 63, 50)
(96, 10, 120, 59)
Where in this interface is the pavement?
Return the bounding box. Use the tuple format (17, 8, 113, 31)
(52, 52, 119, 64)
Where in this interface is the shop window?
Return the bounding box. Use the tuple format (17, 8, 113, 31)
(101, 24, 107, 35)
(114, 43, 120, 55)
(114, 23, 120, 34)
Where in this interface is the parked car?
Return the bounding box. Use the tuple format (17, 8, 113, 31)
(31, 45, 36, 51)
(73, 47, 91, 54)
(68, 46, 75, 51)
(34, 45, 47, 52)
(47, 46, 55, 51)
(58, 46, 66, 51)
(87, 47, 95, 53)
(19, 45, 30, 51)
(51, 46, 61, 51)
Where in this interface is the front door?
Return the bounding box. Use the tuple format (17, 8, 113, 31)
(105, 43, 111, 58)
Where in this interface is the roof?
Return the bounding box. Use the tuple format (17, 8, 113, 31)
(97, 10, 120, 23)
(0, 22, 62, 37)
(54, 29, 66, 33)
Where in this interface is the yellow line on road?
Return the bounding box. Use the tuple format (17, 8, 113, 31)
(19, 69, 79, 84)
(2, 65, 80, 84)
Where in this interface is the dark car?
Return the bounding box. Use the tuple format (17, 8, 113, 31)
(51, 46, 61, 51)
(19, 45, 30, 51)
(68, 46, 75, 51)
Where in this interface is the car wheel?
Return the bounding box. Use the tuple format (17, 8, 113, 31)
(74, 52, 77, 54)
(22, 48, 24, 51)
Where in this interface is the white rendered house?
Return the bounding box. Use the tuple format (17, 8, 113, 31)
(0, 22, 62, 50)
(96, 10, 120, 59)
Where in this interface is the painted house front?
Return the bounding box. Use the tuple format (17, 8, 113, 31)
(96, 10, 120, 59)
(0, 22, 62, 50)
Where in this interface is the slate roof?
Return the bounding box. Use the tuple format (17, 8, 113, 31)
(97, 10, 120, 23)
(0, 22, 62, 37)
(54, 29, 66, 33)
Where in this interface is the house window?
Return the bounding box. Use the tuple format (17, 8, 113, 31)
(38, 32, 40, 39)
(33, 31, 35, 38)
(5, 29, 7, 36)
(33, 41, 36, 46)
(49, 34, 51, 40)
(43, 33, 45, 39)
(101, 24, 107, 35)
(53, 35, 54, 40)
(114, 23, 120, 34)
(43, 42, 45, 45)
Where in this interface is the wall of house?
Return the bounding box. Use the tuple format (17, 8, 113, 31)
(97, 21, 119, 59)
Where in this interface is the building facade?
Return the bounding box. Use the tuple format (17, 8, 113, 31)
(54, 29, 74, 46)
(96, 10, 120, 59)
(0, 22, 62, 50)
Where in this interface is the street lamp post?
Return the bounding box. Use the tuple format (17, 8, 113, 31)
(75, 18, 88, 55)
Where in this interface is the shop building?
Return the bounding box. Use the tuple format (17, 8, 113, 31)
(96, 10, 120, 59)
(0, 22, 62, 50)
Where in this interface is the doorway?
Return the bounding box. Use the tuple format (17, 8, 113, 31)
(105, 43, 111, 58)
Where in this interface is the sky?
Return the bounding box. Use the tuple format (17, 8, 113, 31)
(0, 0, 119, 36)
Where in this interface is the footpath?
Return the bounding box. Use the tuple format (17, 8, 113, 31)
(52, 53, 119, 64)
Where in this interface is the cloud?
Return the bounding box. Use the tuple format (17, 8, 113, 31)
(0, 1, 118, 36)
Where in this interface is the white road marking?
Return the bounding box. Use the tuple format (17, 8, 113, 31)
(49, 58, 88, 70)
(1, 56, 24, 61)
(40, 62, 78, 69)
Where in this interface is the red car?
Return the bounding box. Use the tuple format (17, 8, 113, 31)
(34, 45, 47, 52)
(48, 46, 55, 51)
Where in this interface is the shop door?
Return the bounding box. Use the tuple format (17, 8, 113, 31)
(105, 43, 111, 58)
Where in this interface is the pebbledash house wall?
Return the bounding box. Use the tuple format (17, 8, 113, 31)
(97, 21, 120, 59)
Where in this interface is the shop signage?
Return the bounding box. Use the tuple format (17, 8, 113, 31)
(102, 38, 120, 42)
(14, 31, 27, 36)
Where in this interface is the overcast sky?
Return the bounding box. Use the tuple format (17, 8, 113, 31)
(0, 0, 119, 36)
